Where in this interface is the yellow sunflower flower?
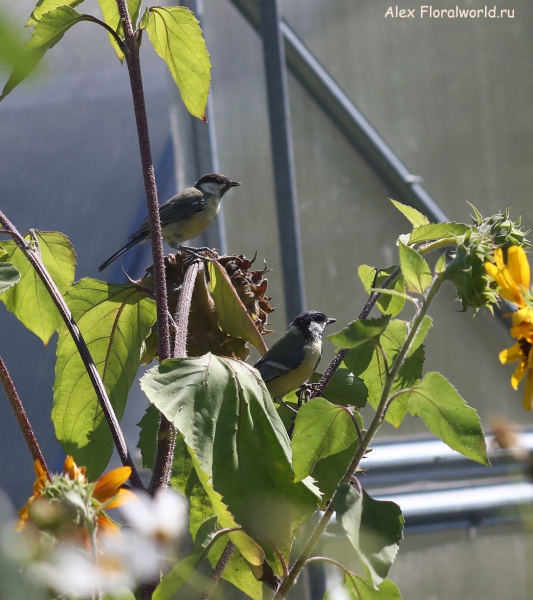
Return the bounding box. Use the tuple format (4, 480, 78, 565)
(484, 246, 530, 306)
(19, 456, 135, 539)
(499, 336, 533, 410)
(486, 247, 533, 410)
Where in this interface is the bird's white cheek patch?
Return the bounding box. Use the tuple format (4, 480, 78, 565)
(201, 182, 224, 196)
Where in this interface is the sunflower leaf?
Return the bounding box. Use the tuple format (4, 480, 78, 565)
(408, 372, 489, 465)
(143, 6, 211, 121)
(53, 279, 156, 478)
(140, 354, 321, 571)
(335, 484, 403, 589)
(0, 231, 76, 344)
(324, 574, 402, 600)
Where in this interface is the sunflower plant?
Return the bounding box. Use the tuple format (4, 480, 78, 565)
(0, 1, 531, 600)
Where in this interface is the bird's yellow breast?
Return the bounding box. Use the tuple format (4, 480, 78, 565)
(162, 199, 221, 247)
(265, 341, 322, 398)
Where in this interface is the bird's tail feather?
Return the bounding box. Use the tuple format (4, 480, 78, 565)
(98, 232, 149, 272)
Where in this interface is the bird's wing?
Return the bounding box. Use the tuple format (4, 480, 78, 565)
(254, 334, 307, 382)
(129, 188, 205, 239)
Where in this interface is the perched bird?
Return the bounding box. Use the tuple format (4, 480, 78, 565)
(98, 173, 240, 271)
(254, 311, 337, 398)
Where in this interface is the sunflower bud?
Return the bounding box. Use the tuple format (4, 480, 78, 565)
(470, 204, 530, 251)
(442, 207, 529, 312)
(444, 243, 499, 311)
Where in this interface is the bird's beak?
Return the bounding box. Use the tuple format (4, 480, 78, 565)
(229, 181, 241, 187)
(326, 317, 337, 325)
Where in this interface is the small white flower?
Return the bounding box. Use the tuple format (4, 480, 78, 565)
(120, 489, 187, 545)
(28, 530, 161, 598)
(29, 547, 135, 597)
(100, 528, 160, 579)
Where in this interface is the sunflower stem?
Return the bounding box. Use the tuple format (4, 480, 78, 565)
(0, 355, 51, 480)
(274, 274, 444, 599)
(0, 211, 144, 490)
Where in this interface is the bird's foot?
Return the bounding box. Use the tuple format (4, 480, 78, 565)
(178, 246, 218, 262)
(303, 381, 322, 394)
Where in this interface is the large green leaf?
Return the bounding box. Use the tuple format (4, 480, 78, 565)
(97, 0, 142, 61)
(170, 435, 263, 600)
(1, 6, 92, 101)
(389, 199, 429, 228)
(52, 279, 156, 478)
(140, 354, 321, 565)
(398, 243, 433, 295)
(328, 316, 391, 350)
(323, 367, 368, 407)
(208, 261, 267, 355)
(142, 6, 211, 121)
(26, 0, 84, 26)
(409, 222, 469, 245)
(177, 439, 265, 572)
(311, 439, 358, 510)
(0, 231, 76, 344)
(408, 372, 489, 465)
(324, 574, 402, 600)
(358, 265, 406, 317)
(335, 484, 403, 589)
(0, 263, 20, 294)
(343, 318, 431, 428)
(291, 398, 360, 483)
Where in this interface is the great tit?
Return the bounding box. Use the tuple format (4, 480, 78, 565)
(98, 173, 240, 271)
(254, 311, 337, 399)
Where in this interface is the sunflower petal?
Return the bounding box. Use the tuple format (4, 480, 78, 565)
(499, 343, 522, 364)
(103, 488, 136, 509)
(34, 460, 46, 479)
(96, 514, 121, 538)
(507, 246, 530, 290)
(494, 248, 505, 269)
(511, 362, 527, 389)
(485, 248, 526, 306)
(93, 467, 132, 503)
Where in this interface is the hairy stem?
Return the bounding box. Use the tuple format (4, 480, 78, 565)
(148, 261, 200, 497)
(173, 261, 200, 358)
(0, 355, 51, 480)
(199, 541, 236, 600)
(275, 274, 443, 599)
(0, 212, 144, 490)
(115, 0, 171, 364)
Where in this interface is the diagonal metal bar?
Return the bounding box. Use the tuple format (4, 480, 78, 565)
(228, 0, 448, 223)
(259, 0, 306, 321)
(227, 0, 513, 331)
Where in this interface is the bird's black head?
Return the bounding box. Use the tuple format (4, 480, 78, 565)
(194, 173, 240, 197)
(290, 310, 337, 341)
